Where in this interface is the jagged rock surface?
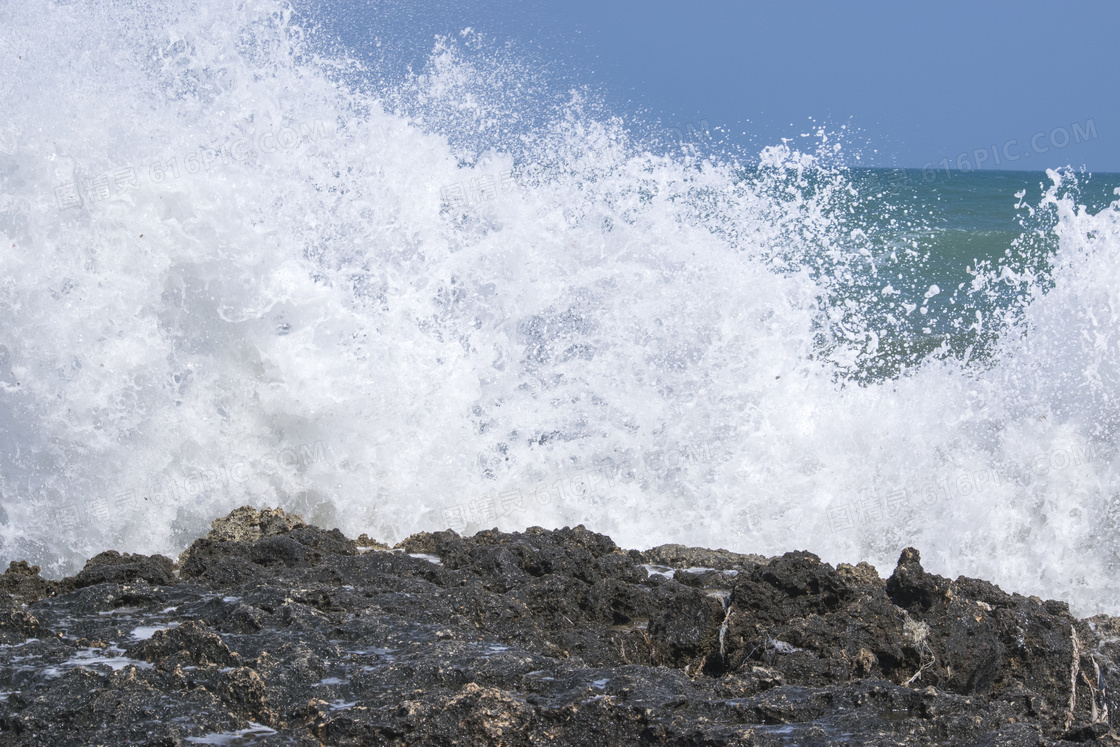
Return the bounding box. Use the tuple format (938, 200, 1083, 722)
(0, 507, 1116, 745)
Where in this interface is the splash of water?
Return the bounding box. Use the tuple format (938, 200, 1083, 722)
(0, 0, 1117, 615)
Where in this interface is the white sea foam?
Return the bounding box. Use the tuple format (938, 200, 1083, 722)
(0, 0, 1117, 617)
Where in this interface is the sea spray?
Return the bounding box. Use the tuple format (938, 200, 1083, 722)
(0, 0, 1118, 616)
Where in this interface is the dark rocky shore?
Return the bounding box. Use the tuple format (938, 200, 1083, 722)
(0, 507, 1118, 745)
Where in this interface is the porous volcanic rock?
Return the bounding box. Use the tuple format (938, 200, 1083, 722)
(0, 507, 1116, 745)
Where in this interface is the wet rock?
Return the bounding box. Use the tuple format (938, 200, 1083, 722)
(637, 543, 769, 571)
(0, 506, 1116, 745)
(648, 585, 725, 669)
(879, 549, 1095, 708)
(838, 560, 882, 587)
(178, 542, 264, 588)
(411, 682, 535, 744)
(128, 619, 242, 667)
(63, 550, 176, 590)
(885, 546, 951, 612)
(206, 504, 307, 542)
(0, 560, 58, 602)
(940, 596, 1004, 694)
(0, 605, 41, 642)
(217, 666, 271, 724)
(288, 525, 357, 556)
(356, 533, 391, 551)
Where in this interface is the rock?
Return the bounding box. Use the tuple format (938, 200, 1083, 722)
(0, 506, 1116, 745)
(288, 526, 357, 556)
(0, 560, 58, 602)
(638, 543, 769, 571)
(205, 505, 306, 543)
(217, 666, 271, 724)
(885, 546, 951, 612)
(648, 584, 725, 668)
(64, 551, 176, 590)
(355, 533, 390, 551)
(128, 619, 242, 667)
(0, 606, 41, 641)
(838, 560, 882, 587)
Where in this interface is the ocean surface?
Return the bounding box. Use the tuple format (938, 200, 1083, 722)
(1, 0, 1119, 616)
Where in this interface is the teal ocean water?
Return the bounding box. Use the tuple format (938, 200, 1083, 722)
(816, 168, 1120, 380)
(1, 1, 1119, 616)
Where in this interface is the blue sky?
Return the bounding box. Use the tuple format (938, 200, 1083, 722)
(299, 0, 1120, 172)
